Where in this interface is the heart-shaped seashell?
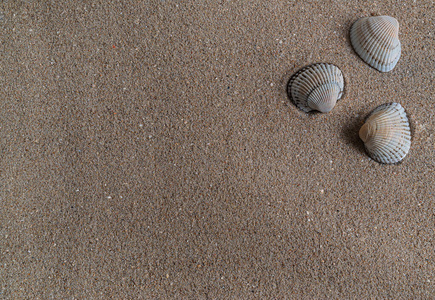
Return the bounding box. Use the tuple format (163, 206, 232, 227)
(288, 63, 345, 113)
(350, 16, 401, 72)
(359, 103, 411, 164)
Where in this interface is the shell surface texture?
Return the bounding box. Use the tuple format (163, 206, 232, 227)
(359, 103, 411, 164)
(350, 15, 401, 72)
(288, 63, 345, 113)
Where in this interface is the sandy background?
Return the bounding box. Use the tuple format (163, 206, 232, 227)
(1, 0, 434, 298)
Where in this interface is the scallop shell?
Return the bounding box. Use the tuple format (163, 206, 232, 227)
(359, 103, 411, 164)
(350, 16, 401, 72)
(288, 63, 345, 113)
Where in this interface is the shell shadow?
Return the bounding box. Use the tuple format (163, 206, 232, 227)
(279, 68, 297, 109)
(340, 116, 366, 156)
(342, 17, 356, 49)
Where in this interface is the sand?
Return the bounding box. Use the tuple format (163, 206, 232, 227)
(1, 0, 434, 298)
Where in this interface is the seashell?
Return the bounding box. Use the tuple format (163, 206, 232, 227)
(350, 16, 401, 72)
(288, 63, 345, 113)
(359, 103, 411, 164)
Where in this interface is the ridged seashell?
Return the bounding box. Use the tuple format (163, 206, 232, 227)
(288, 63, 345, 113)
(350, 16, 401, 72)
(359, 103, 411, 164)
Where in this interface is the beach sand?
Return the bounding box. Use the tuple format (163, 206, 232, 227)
(1, 0, 434, 298)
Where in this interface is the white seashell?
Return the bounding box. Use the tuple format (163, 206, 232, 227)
(359, 103, 411, 164)
(350, 16, 401, 72)
(288, 63, 345, 113)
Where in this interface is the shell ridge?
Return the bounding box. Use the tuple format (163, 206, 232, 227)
(288, 63, 344, 112)
(351, 16, 401, 72)
(360, 103, 411, 164)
